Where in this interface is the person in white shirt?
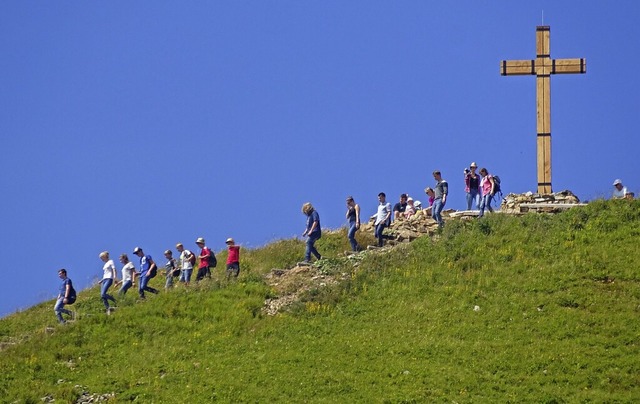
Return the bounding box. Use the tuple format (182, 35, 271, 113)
(176, 243, 195, 286)
(118, 253, 136, 295)
(372, 192, 392, 247)
(99, 251, 118, 313)
(612, 179, 631, 199)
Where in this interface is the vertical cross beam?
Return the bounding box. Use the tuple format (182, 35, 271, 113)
(500, 26, 586, 194)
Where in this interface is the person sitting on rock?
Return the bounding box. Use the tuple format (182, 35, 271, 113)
(423, 187, 435, 215)
(393, 193, 408, 221)
(404, 197, 416, 219)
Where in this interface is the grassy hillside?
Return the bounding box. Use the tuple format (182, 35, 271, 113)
(1, 200, 639, 402)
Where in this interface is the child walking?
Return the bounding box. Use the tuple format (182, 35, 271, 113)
(225, 238, 240, 280)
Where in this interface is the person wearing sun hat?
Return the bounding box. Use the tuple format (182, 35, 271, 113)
(612, 179, 630, 199)
(195, 237, 214, 281)
(225, 238, 241, 279)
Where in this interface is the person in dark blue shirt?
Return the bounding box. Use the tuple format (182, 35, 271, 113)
(133, 247, 159, 299)
(301, 202, 322, 264)
(54, 268, 74, 324)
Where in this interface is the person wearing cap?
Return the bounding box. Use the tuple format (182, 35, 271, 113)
(301, 202, 322, 263)
(98, 251, 118, 314)
(393, 194, 408, 221)
(612, 179, 630, 199)
(133, 247, 159, 299)
(432, 171, 448, 227)
(345, 196, 361, 252)
(464, 162, 481, 210)
(118, 253, 136, 295)
(54, 268, 75, 324)
(195, 237, 214, 281)
(163, 249, 178, 289)
(404, 197, 416, 219)
(176, 243, 195, 286)
(225, 238, 241, 279)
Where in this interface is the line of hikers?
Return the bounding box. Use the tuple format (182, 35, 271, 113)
(54, 237, 240, 323)
(55, 168, 633, 324)
(301, 166, 502, 264)
(56, 165, 506, 324)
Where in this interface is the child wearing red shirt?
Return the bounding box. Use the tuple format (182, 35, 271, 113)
(225, 238, 240, 279)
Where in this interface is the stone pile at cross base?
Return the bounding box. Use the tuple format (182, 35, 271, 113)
(262, 190, 584, 315)
(499, 190, 584, 214)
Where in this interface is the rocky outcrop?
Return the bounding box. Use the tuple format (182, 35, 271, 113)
(500, 190, 585, 214)
(360, 208, 450, 244)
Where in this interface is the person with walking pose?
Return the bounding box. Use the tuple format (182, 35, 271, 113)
(54, 268, 75, 324)
(176, 243, 195, 286)
(478, 167, 496, 218)
(345, 196, 361, 252)
(195, 237, 214, 281)
(372, 192, 392, 247)
(432, 171, 448, 227)
(225, 238, 241, 279)
(133, 247, 159, 299)
(99, 251, 117, 314)
(118, 253, 136, 295)
(301, 202, 322, 264)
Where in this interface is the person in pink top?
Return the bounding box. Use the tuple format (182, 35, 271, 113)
(423, 187, 435, 215)
(478, 167, 496, 218)
(225, 238, 240, 280)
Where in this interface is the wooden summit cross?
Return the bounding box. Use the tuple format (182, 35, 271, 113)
(501, 26, 586, 194)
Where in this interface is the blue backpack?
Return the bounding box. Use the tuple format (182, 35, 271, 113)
(493, 175, 502, 195)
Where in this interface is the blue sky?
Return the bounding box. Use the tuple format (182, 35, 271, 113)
(1, 1, 638, 317)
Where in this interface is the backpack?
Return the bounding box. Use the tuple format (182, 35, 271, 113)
(187, 251, 196, 266)
(148, 262, 158, 278)
(207, 248, 217, 268)
(67, 285, 77, 305)
(492, 175, 502, 196)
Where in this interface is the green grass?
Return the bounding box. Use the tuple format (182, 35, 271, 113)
(1, 200, 639, 402)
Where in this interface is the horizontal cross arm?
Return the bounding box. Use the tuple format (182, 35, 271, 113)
(500, 60, 535, 76)
(553, 58, 586, 74)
